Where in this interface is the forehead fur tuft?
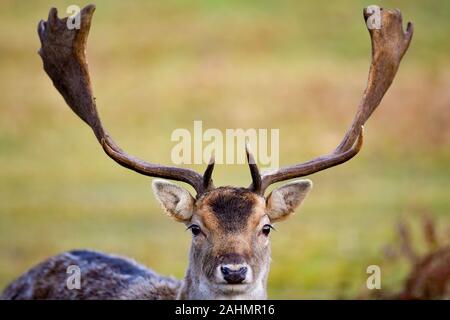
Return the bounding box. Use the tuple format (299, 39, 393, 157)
(200, 187, 261, 232)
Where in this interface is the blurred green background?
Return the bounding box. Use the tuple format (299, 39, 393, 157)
(0, 0, 449, 299)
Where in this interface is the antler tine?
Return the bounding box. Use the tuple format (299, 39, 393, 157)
(258, 7, 413, 195)
(38, 5, 208, 195)
(202, 152, 216, 193)
(246, 140, 262, 193)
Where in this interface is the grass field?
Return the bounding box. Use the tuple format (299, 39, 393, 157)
(0, 0, 449, 298)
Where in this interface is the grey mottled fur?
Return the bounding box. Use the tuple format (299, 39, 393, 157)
(1, 250, 181, 300)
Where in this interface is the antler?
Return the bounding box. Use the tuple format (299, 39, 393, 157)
(37, 5, 214, 195)
(250, 7, 413, 195)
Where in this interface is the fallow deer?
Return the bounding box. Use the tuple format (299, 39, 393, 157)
(1, 5, 413, 300)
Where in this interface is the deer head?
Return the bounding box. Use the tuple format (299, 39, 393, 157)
(37, 5, 412, 299)
(152, 178, 312, 298)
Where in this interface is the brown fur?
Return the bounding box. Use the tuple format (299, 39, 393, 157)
(201, 187, 259, 232)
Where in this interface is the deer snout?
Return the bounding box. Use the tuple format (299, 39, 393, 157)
(218, 264, 250, 284)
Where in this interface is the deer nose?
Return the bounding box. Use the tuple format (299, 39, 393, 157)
(220, 264, 248, 284)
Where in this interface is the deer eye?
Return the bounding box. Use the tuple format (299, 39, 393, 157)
(262, 224, 274, 236)
(187, 224, 202, 236)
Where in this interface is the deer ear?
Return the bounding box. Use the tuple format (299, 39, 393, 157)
(266, 179, 312, 222)
(152, 179, 195, 222)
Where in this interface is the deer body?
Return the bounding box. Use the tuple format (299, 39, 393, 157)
(1, 250, 181, 300)
(1, 5, 412, 300)
(2, 249, 266, 300)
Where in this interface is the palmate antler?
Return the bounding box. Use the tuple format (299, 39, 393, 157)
(37, 5, 215, 195)
(249, 7, 413, 194)
(38, 5, 413, 196)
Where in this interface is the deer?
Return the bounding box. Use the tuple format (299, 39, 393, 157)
(1, 5, 413, 300)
